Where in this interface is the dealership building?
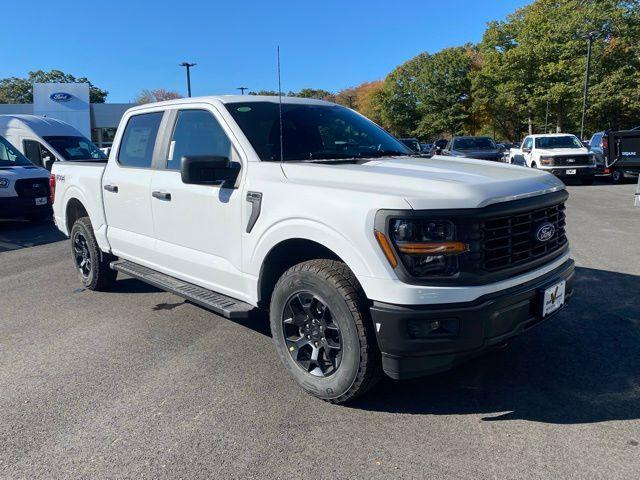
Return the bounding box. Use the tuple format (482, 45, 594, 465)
(0, 83, 134, 148)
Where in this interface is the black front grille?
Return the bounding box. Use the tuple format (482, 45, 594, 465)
(551, 155, 591, 166)
(481, 202, 567, 272)
(14, 178, 49, 198)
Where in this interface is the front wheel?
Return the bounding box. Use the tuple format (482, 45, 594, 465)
(70, 217, 117, 290)
(270, 259, 382, 403)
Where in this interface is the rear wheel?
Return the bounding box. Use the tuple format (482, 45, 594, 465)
(270, 259, 381, 403)
(531, 162, 538, 169)
(611, 169, 625, 184)
(70, 217, 117, 290)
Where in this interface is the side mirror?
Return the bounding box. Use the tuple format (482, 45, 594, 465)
(522, 147, 531, 153)
(181, 156, 240, 187)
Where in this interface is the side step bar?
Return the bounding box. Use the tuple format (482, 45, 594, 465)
(110, 260, 254, 319)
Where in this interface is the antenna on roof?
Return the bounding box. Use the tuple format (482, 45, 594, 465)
(277, 46, 284, 163)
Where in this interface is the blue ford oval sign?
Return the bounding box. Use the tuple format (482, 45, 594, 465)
(50, 92, 73, 102)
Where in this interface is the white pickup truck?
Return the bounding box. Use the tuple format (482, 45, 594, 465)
(507, 133, 596, 185)
(52, 96, 574, 403)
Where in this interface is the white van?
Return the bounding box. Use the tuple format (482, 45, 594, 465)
(0, 115, 106, 171)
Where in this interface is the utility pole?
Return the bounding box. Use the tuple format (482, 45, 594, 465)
(237, 87, 248, 95)
(346, 95, 354, 108)
(545, 99, 549, 134)
(179, 62, 197, 97)
(580, 33, 596, 140)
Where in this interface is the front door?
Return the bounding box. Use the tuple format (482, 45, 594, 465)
(102, 111, 164, 267)
(149, 107, 246, 300)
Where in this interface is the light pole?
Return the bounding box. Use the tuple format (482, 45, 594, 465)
(237, 87, 248, 95)
(179, 62, 197, 97)
(580, 33, 596, 140)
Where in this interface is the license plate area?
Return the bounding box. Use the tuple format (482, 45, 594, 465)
(540, 280, 566, 317)
(566, 169, 577, 175)
(35, 197, 47, 205)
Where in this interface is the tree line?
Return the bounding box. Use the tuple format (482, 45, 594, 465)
(270, 0, 640, 141)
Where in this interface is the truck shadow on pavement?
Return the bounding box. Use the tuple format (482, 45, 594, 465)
(0, 219, 66, 252)
(350, 266, 640, 424)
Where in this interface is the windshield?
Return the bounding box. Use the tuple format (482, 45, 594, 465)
(0, 136, 32, 167)
(225, 102, 412, 161)
(452, 137, 496, 150)
(535, 136, 583, 149)
(42, 136, 107, 161)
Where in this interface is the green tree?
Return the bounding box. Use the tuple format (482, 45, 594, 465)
(0, 69, 108, 104)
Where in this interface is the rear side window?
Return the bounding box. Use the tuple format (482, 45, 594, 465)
(166, 109, 231, 170)
(118, 112, 163, 168)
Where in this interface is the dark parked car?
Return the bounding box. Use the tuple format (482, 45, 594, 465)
(442, 136, 504, 162)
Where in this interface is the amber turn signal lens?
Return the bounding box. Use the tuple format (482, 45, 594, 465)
(396, 241, 468, 255)
(374, 230, 398, 268)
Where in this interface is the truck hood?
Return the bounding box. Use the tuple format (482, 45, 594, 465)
(282, 156, 565, 209)
(536, 147, 590, 156)
(451, 149, 503, 160)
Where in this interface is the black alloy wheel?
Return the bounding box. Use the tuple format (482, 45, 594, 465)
(282, 291, 343, 377)
(73, 231, 92, 279)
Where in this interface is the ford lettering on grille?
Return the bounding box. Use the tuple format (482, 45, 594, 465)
(536, 223, 555, 242)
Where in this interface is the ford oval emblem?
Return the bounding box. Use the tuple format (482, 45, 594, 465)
(535, 222, 556, 242)
(50, 92, 73, 102)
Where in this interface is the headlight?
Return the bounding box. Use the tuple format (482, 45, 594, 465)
(376, 219, 467, 277)
(0, 178, 9, 188)
(539, 156, 554, 166)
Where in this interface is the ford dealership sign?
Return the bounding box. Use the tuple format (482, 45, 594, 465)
(50, 92, 73, 102)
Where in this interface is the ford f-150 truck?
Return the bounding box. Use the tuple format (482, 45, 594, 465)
(508, 133, 596, 185)
(52, 96, 574, 403)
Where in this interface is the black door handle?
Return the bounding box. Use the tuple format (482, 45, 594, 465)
(104, 184, 118, 193)
(152, 191, 171, 201)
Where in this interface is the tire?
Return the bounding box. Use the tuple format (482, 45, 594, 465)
(581, 176, 595, 185)
(611, 169, 625, 184)
(531, 162, 537, 169)
(270, 259, 382, 403)
(70, 216, 117, 291)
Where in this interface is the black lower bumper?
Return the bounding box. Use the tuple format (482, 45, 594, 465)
(547, 167, 595, 178)
(0, 196, 52, 219)
(371, 259, 575, 380)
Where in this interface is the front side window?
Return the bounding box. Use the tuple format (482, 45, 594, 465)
(225, 101, 411, 161)
(167, 110, 231, 170)
(43, 136, 106, 161)
(535, 135, 583, 149)
(23, 140, 56, 167)
(523, 137, 533, 149)
(0, 136, 32, 166)
(118, 112, 163, 168)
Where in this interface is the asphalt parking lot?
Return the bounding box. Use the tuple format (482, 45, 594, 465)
(1, 180, 639, 479)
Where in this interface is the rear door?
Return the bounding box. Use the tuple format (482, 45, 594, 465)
(102, 111, 164, 266)
(149, 106, 246, 299)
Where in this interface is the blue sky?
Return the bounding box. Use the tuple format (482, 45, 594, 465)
(2, 0, 529, 102)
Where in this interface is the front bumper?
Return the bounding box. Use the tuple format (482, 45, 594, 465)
(0, 196, 52, 219)
(542, 166, 596, 178)
(371, 259, 575, 380)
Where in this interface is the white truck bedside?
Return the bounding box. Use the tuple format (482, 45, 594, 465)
(52, 96, 575, 403)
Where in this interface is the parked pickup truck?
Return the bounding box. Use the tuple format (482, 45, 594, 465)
(508, 133, 596, 185)
(52, 96, 574, 403)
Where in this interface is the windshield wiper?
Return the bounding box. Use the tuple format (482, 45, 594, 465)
(366, 150, 411, 157)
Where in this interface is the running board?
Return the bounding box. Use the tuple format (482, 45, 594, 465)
(110, 260, 254, 319)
